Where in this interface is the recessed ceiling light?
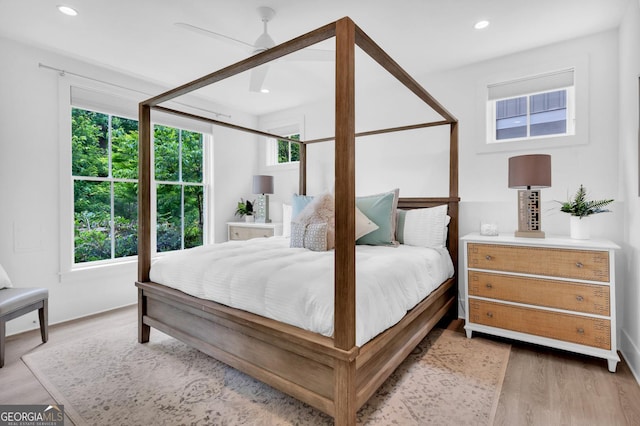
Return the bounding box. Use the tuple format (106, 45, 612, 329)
(57, 5, 78, 16)
(260, 88, 270, 94)
(474, 20, 490, 30)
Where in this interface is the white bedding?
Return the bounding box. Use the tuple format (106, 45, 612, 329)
(149, 237, 454, 346)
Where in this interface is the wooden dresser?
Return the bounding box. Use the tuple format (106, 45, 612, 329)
(462, 233, 619, 372)
(227, 222, 283, 241)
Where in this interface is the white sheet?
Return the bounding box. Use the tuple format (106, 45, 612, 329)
(149, 237, 454, 346)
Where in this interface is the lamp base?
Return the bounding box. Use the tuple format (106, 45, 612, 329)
(515, 230, 545, 238)
(515, 189, 546, 238)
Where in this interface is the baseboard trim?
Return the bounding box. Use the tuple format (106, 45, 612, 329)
(620, 328, 640, 385)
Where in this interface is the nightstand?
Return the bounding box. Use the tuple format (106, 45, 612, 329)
(462, 233, 620, 372)
(227, 222, 283, 241)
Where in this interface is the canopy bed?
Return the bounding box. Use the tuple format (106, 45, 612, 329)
(136, 17, 459, 426)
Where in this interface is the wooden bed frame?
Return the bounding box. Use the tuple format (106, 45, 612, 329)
(136, 17, 458, 425)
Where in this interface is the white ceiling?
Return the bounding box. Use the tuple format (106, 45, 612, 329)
(0, 0, 629, 115)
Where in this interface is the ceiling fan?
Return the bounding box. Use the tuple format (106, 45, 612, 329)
(175, 6, 333, 93)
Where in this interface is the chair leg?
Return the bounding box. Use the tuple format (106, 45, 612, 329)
(38, 300, 48, 343)
(0, 319, 5, 368)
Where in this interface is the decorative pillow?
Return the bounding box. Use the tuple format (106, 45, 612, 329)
(355, 189, 399, 246)
(293, 192, 335, 249)
(290, 222, 328, 251)
(282, 203, 292, 237)
(291, 194, 314, 219)
(290, 194, 379, 244)
(355, 207, 379, 240)
(396, 204, 449, 248)
(0, 264, 12, 289)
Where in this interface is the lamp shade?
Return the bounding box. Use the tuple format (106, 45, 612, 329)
(252, 175, 274, 194)
(508, 154, 551, 189)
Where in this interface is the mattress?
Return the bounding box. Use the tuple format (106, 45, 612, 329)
(149, 237, 454, 346)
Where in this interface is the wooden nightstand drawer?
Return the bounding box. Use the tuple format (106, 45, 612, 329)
(467, 243, 609, 282)
(228, 226, 274, 240)
(468, 271, 610, 315)
(469, 299, 611, 350)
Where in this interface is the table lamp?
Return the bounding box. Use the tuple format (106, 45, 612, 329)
(508, 154, 551, 238)
(253, 175, 274, 223)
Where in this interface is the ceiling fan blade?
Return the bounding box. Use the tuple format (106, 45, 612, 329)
(174, 22, 254, 49)
(284, 48, 334, 62)
(249, 64, 269, 92)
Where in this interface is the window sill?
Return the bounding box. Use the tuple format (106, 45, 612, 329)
(59, 258, 138, 283)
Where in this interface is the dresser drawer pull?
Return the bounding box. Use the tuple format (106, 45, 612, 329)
(486, 312, 493, 318)
(576, 262, 584, 268)
(485, 255, 493, 260)
(234, 232, 239, 236)
(576, 295, 584, 302)
(486, 283, 493, 289)
(577, 327, 585, 334)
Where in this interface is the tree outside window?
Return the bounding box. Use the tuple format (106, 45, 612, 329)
(71, 108, 206, 264)
(277, 133, 300, 164)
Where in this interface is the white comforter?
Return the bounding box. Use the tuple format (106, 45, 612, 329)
(149, 237, 454, 346)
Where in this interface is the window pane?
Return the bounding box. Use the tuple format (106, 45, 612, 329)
(112, 116, 138, 179)
(184, 186, 204, 249)
(154, 125, 179, 181)
(74, 180, 111, 262)
(157, 184, 182, 252)
(72, 109, 108, 177)
(182, 130, 203, 183)
(289, 134, 300, 161)
(496, 97, 527, 140)
(530, 90, 567, 137)
(114, 182, 138, 258)
(277, 139, 289, 163)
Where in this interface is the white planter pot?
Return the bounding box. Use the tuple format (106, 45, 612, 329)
(570, 216, 590, 239)
(245, 215, 254, 223)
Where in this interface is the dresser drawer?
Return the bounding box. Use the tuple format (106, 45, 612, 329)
(468, 271, 610, 315)
(469, 299, 611, 350)
(467, 243, 609, 282)
(228, 226, 274, 240)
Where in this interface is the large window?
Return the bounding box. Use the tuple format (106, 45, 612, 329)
(71, 107, 206, 265)
(72, 109, 139, 263)
(487, 68, 575, 143)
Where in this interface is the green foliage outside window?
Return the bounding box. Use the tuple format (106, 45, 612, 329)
(72, 108, 205, 264)
(277, 133, 300, 164)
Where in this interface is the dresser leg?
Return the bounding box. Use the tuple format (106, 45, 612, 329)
(465, 328, 472, 339)
(607, 359, 618, 373)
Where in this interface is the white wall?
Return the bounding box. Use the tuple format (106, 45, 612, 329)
(0, 37, 259, 335)
(618, 0, 640, 381)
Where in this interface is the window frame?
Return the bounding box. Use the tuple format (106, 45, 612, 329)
(260, 118, 305, 171)
(488, 86, 576, 144)
(474, 55, 589, 154)
(59, 76, 213, 277)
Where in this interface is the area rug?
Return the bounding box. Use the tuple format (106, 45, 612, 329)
(22, 326, 510, 425)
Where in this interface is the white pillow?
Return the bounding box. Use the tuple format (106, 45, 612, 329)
(0, 264, 13, 289)
(398, 205, 449, 248)
(282, 203, 292, 237)
(355, 207, 379, 240)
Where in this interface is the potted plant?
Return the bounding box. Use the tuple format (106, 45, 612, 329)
(235, 198, 255, 222)
(559, 185, 613, 239)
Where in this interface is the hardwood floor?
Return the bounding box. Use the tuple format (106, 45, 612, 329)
(1, 307, 639, 425)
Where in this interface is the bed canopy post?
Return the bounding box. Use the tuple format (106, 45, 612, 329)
(138, 103, 152, 343)
(298, 142, 307, 195)
(448, 121, 459, 272)
(333, 16, 357, 426)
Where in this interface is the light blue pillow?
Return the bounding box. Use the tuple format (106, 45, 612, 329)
(291, 194, 314, 219)
(355, 189, 399, 246)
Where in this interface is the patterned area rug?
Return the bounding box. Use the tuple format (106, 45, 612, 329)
(22, 326, 510, 425)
